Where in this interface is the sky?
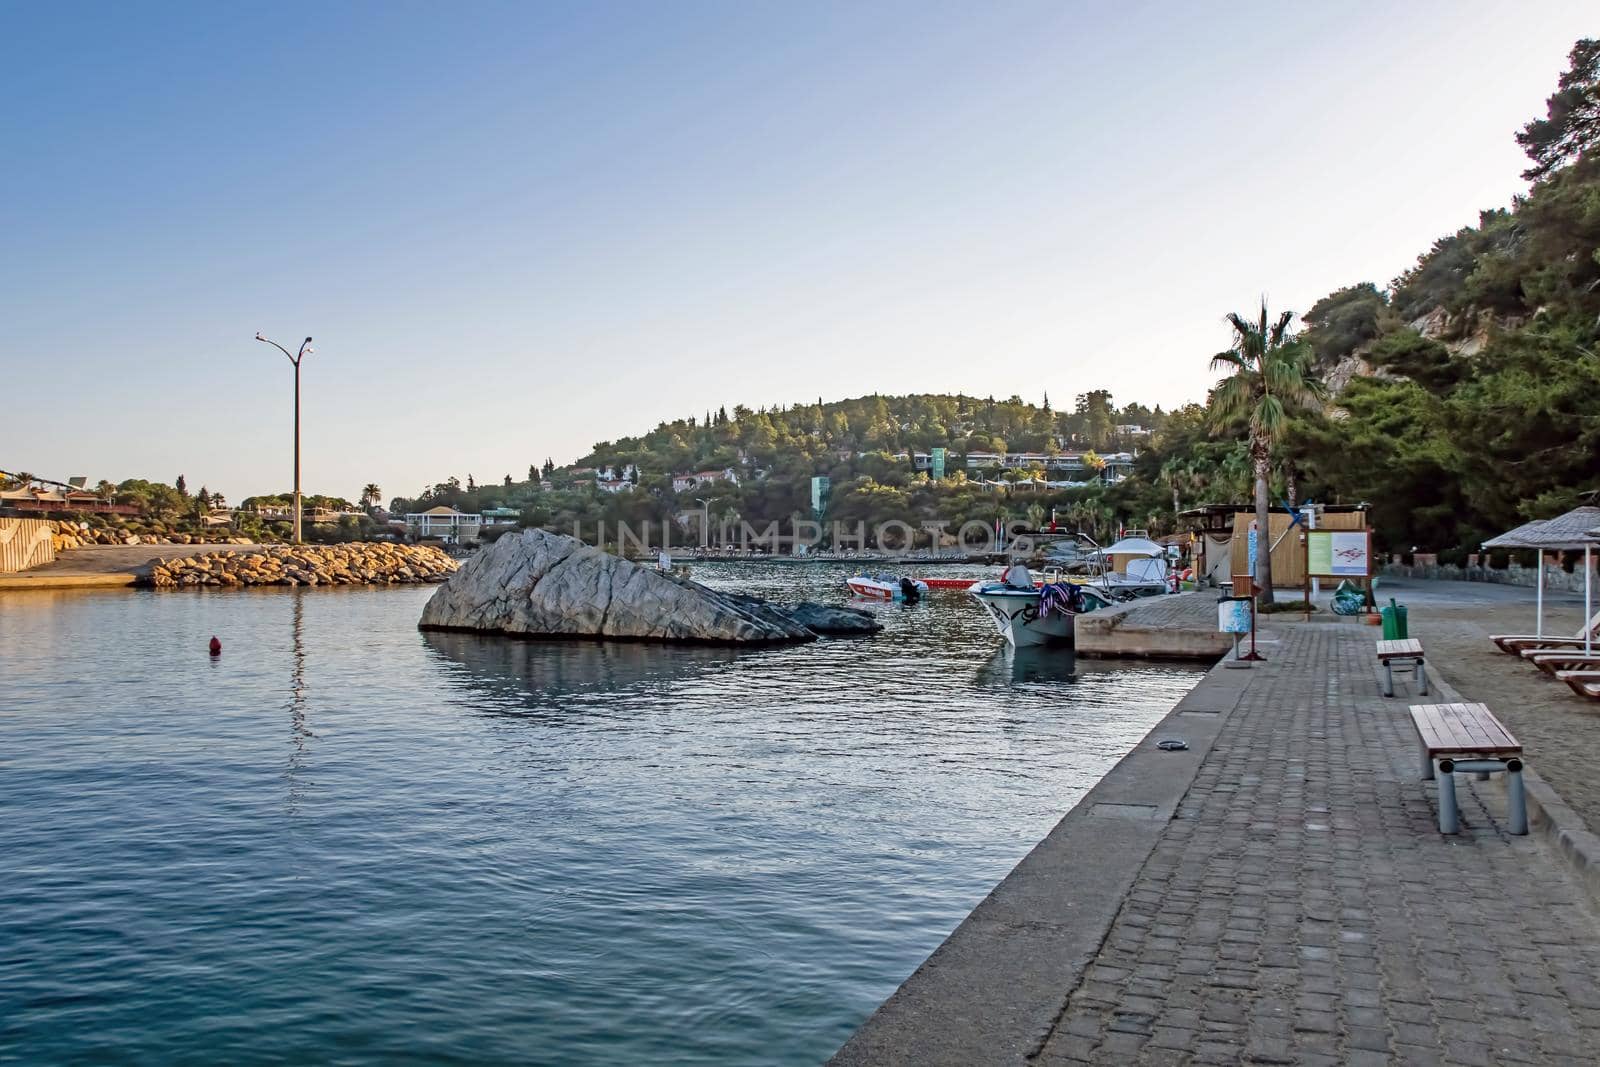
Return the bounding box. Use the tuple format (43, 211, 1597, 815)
(2, 1, 1593, 502)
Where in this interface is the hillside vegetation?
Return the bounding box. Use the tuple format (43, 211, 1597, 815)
(392, 41, 1600, 561)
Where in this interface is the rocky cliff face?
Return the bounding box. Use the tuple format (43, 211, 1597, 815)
(418, 528, 851, 643)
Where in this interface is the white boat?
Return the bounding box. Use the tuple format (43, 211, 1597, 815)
(969, 577, 1114, 647)
(1093, 537, 1175, 598)
(846, 574, 930, 601)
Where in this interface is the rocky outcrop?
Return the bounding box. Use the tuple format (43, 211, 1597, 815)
(148, 543, 457, 587)
(786, 602, 882, 635)
(722, 595, 882, 636)
(419, 529, 866, 643)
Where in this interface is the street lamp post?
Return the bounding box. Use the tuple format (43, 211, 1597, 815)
(255, 333, 314, 544)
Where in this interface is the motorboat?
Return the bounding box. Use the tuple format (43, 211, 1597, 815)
(1044, 534, 1176, 600)
(969, 568, 1115, 647)
(846, 574, 931, 601)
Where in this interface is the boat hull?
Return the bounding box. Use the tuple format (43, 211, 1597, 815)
(968, 587, 1078, 647)
(846, 577, 929, 600)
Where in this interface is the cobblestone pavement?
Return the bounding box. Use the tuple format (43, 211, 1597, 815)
(1034, 625, 1600, 1065)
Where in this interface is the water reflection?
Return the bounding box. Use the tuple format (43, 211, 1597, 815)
(422, 630, 747, 712)
(992, 645, 1081, 686)
(286, 590, 313, 813)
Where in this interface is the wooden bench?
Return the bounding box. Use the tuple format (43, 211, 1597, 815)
(1409, 703, 1526, 835)
(1377, 638, 1428, 697)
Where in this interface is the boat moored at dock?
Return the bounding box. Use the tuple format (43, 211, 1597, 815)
(969, 569, 1114, 647)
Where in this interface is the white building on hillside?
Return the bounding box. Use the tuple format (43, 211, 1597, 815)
(671, 468, 740, 493)
(405, 506, 482, 544)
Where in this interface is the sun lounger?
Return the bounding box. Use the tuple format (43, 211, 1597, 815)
(1526, 650, 1600, 675)
(1556, 670, 1600, 700)
(1492, 609, 1600, 653)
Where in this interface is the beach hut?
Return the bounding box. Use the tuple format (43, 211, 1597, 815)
(1482, 506, 1600, 649)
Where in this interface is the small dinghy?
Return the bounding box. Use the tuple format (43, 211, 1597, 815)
(846, 574, 930, 601)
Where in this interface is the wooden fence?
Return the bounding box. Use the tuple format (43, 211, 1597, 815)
(0, 518, 55, 572)
(1228, 510, 1367, 588)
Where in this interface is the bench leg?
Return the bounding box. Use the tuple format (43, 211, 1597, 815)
(1437, 764, 1459, 833)
(1507, 764, 1528, 836)
(1383, 661, 1395, 698)
(1417, 658, 1429, 695)
(1420, 738, 1434, 780)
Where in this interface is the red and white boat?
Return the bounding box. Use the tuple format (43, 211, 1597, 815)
(845, 574, 931, 600)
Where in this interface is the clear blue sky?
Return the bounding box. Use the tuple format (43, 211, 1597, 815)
(2, 2, 1592, 502)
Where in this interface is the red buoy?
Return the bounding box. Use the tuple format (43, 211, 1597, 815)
(209, 636, 222, 656)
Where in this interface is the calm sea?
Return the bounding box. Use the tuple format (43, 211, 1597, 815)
(0, 562, 1202, 1065)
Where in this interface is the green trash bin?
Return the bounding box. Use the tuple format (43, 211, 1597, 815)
(1381, 598, 1409, 640)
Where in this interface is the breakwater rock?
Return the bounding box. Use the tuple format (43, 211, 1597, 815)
(148, 543, 458, 587)
(419, 529, 878, 643)
(49, 520, 252, 551)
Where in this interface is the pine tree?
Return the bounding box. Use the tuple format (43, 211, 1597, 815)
(467, 474, 476, 491)
(529, 464, 537, 481)
(504, 474, 512, 487)
(176, 474, 187, 496)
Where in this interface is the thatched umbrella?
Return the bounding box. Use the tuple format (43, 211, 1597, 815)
(1483, 506, 1600, 648)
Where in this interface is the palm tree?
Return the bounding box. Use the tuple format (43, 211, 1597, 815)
(1209, 301, 1326, 605)
(361, 484, 382, 512)
(1160, 457, 1194, 517)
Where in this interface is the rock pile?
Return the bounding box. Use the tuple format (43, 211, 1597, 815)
(420, 528, 881, 643)
(147, 543, 458, 588)
(48, 520, 251, 550)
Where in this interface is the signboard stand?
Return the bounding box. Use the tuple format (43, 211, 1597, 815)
(1304, 529, 1375, 615)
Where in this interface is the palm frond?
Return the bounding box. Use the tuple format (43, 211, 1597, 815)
(1269, 310, 1295, 347)
(1209, 349, 1249, 373)
(1209, 375, 1254, 425)
(1251, 394, 1288, 441)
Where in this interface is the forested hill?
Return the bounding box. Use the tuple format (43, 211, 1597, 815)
(393, 40, 1600, 561)
(1286, 41, 1600, 554)
(578, 391, 1166, 483)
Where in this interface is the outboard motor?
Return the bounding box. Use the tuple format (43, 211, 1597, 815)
(899, 577, 921, 603)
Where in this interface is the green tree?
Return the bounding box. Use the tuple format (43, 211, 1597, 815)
(1517, 38, 1600, 180)
(1208, 302, 1327, 605)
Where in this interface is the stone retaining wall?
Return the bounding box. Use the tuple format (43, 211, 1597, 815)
(147, 543, 457, 587)
(1382, 552, 1598, 593)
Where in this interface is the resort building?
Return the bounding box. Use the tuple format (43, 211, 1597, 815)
(405, 506, 483, 544)
(671, 468, 740, 493)
(956, 451, 1136, 481)
(0, 487, 138, 517)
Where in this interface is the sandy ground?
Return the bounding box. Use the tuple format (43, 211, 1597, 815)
(1372, 576, 1600, 836)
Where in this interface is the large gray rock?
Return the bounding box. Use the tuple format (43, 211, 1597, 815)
(721, 596, 882, 636)
(418, 529, 817, 644)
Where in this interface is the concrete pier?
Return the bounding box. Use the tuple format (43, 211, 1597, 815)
(834, 622, 1600, 1065)
(1074, 592, 1234, 660)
